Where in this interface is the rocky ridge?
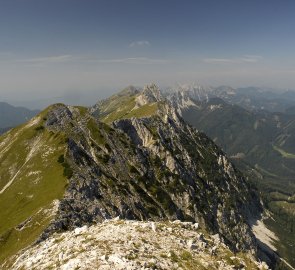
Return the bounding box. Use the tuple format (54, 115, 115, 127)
(4, 219, 269, 270)
(164, 84, 295, 113)
(164, 86, 295, 268)
(40, 85, 262, 252)
(0, 84, 264, 267)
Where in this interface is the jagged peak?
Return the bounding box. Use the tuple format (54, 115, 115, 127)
(136, 83, 164, 106)
(144, 83, 163, 99)
(89, 83, 185, 124)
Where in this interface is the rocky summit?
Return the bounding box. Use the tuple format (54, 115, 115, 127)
(3, 219, 269, 270)
(0, 84, 265, 268)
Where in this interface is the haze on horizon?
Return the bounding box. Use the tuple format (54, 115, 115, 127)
(1, 0, 295, 109)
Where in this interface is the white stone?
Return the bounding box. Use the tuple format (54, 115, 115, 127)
(6, 220, 265, 270)
(172, 220, 182, 224)
(260, 261, 269, 269)
(212, 233, 220, 244)
(74, 225, 88, 235)
(193, 223, 199, 230)
(187, 239, 198, 250)
(151, 222, 156, 232)
(61, 258, 81, 270)
(58, 252, 64, 261)
(181, 222, 193, 228)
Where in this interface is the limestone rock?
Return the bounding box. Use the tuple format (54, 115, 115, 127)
(4, 219, 267, 270)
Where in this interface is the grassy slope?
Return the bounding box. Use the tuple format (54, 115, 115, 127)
(0, 110, 68, 263)
(0, 93, 158, 263)
(265, 216, 295, 268)
(98, 92, 158, 123)
(273, 145, 295, 159)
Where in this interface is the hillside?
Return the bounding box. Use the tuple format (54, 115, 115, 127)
(166, 89, 295, 267)
(0, 106, 68, 263)
(0, 84, 268, 268)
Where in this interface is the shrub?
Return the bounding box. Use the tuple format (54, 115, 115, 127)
(57, 154, 73, 179)
(35, 126, 44, 131)
(58, 154, 65, 163)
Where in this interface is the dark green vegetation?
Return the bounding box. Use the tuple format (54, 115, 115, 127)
(176, 95, 295, 268)
(58, 154, 74, 179)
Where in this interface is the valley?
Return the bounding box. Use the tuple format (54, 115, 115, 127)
(165, 85, 295, 268)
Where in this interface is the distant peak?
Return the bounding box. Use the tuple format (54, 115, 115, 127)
(142, 83, 163, 100)
(117, 85, 140, 97)
(164, 83, 211, 93)
(136, 83, 164, 106)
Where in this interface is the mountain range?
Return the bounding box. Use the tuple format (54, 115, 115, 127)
(165, 84, 295, 113)
(1, 84, 295, 269)
(165, 86, 295, 267)
(0, 102, 39, 133)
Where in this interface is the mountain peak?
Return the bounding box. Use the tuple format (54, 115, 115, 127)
(135, 83, 163, 106)
(117, 85, 140, 97)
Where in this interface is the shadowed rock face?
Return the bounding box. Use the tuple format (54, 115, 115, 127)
(39, 86, 262, 254)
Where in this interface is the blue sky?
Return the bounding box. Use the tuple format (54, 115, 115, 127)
(1, 0, 295, 107)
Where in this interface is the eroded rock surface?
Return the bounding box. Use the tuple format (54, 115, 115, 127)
(5, 219, 269, 270)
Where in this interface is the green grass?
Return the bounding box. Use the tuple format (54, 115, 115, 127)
(180, 250, 193, 260)
(0, 203, 59, 267)
(273, 145, 295, 159)
(270, 201, 295, 216)
(124, 103, 158, 119)
(87, 119, 106, 145)
(269, 192, 290, 201)
(97, 92, 158, 123)
(74, 106, 89, 117)
(0, 114, 68, 263)
(265, 216, 295, 268)
(263, 192, 295, 268)
(99, 95, 137, 123)
(254, 164, 279, 177)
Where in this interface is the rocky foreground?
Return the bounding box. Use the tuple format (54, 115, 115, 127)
(4, 219, 269, 270)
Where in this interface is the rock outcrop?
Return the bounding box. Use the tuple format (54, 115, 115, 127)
(4, 219, 269, 270)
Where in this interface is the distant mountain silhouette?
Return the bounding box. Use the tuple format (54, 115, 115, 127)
(0, 102, 39, 130)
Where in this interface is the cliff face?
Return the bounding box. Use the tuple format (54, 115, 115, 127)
(39, 85, 262, 253)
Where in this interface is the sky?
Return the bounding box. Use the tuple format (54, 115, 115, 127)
(1, 0, 295, 108)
